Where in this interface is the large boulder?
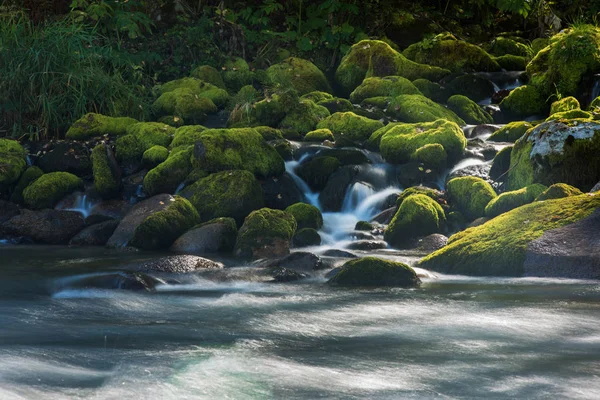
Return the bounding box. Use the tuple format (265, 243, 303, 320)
(316, 112, 384, 143)
(152, 88, 217, 123)
(319, 165, 360, 211)
(157, 77, 229, 108)
(266, 57, 331, 95)
(484, 184, 547, 218)
(488, 121, 533, 143)
(445, 74, 496, 103)
(507, 119, 600, 191)
(296, 156, 341, 191)
(65, 113, 137, 140)
(234, 208, 297, 259)
(135, 255, 223, 273)
(419, 194, 600, 276)
(446, 176, 497, 220)
(384, 194, 446, 247)
(1, 209, 85, 244)
(349, 76, 421, 104)
(500, 85, 546, 117)
(328, 256, 421, 287)
(143, 147, 193, 196)
(221, 57, 253, 92)
(22, 172, 83, 209)
(170, 217, 237, 254)
(69, 219, 120, 246)
(0, 139, 27, 187)
(115, 122, 174, 163)
(278, 100, 330, 137)
(261, 173, 304, 210)
(37, 141, 91, 176)
(447, 95, 493, 125)
(10, 166, 43, 204)
(386, 95, 465, 125)
(190, 65, 226, 88)
(170, 125, 207, 149)
(91, 143, 121, 199)
(285, 203, 323, 230)
(535, 183, 582, 201)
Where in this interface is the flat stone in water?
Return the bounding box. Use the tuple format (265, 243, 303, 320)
(136, 255, 224, 273)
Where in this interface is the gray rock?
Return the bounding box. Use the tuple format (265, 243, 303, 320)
(271, 267, 308, 282)
(371, 207, 396, 225)
(347, 240, 388, 250)
(261, 173, 304, 210)
(1, 209, 85, 244)
(319, 165, 360, 211)
(38, 141, 91, 176)
(408, 233, 448, 252)
(136, 255, 224, 273)
(322, 249, 357, 258)
(60, 271, 164, 292)
(0, 200, 19, 224)
(69, 219, 120, 246)
(170, 218, 237, 254)
(260, 251, 323, 272)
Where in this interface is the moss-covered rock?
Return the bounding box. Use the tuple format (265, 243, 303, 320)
(550, 96, 580, 115)
(535, 183, 583, 201)
(92, 144, 121, 199)
(304, 128, 334, 142)
(300, 91, 334, 103)
(445, 74, 496, 103)
(143, 147, 193, 196)
(328, 256, 420, 287)
(191, 128, 285, 178)
(384, 194, 446, 247)
(292, 228, 321, 247)
(279, 100, 330, 137)
(386, 94, 465, 125)
(446, 176, 497, 220)
(360, 96, 391, 110)
(285, 203, 323, 230)
(152, 88, 218, 123)
(488, 121, 533, 142)
(266, 57, 331, 95)
(115, 122, 174, 162)
(484, 184, 547, 218)
(403, 33, 501, 73)
(271, 139, 293, 161)
(349, 76, 421, 104)
(487, 37, 530, 57)
(335, 40, 450, 96)
(531, 38, 550, 54)
(411, 143, 448, 170)
(10, 166, 43, 204)
(185, 170, 264, 225)
(221, 57, 253, 92)
(316, 112, 384, 143)
(507, 119, 600, 191)
(419, 194, 600, 276)
(23, 172, 83, 209)
(546, 109, 593, 121)
(249, 95, 287, 127)
(396, 186, 446, 209)
(447, 95, 493, 125)
(500, 85, 546, 117)
(158, 77, 230, 108)
(494, 55, 527, 71)
(0, 138, 27, 186)
(158, 115, 185, 128)
(65, 113, 137, 140)
(366, 122, 400, 150)
(590, 96, 600, 111)
(254, 126, 283, 141)
(142, 145, 169, 169)
(130, 196, 200, 250)
(412, 79, 450, 103)
(170, 125, 207, 148)
(489, 145, 513, 181)
(380, 119, 466, 164)
(317, 98, 354, 114)
(355, 221, 374, 231)
(234, 208, 297, 259)
(190, 65, 226, 88)
(297, 156, 340, 191)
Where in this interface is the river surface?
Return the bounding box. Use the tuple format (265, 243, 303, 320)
(1, 246, 600, 399)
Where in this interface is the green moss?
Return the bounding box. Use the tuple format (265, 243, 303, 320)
(279, 100, 330, 137)
(254, 126, 283, 141)
(272, 139, 293, 161)
(489, 146, 513, 181)
(500, 85, 546, 117)
(488, 121, 533, 142)
(171, 125, 207, 148)
(300, 91, 334, 103)
(494, 55, 527, 71)
(546, 110, 593, 121)
(116, 122, 174, 162)
(143, 147, 193, 196)
(285, 203, 323, 230)
(446, 176, 497, 220)
(297, 156, 340, 191)
(23, 171, 83, 209)
(396, 186, 445, 208)
(506, 138, 534, 190)
(185, 170, 264, 225)
(158, 78, 230, 108)
(328, 256, 420, 287)
(266, 57, 331, 95)
(484, 184, 547, 218)
(419, 194, 600, 276)
(305, 128, 334, 142)
(447, 95, 493, 125)
(142, 145, 169, 168)
(349, 76, 421, 104)
(234, 208, 297, 259)
(403, 33, 501, 73)
(130, 196, 200, 250)
(412, 79, 450, 103)
(387, 94, 465, 125)
(355, 221, 374, 231)
(92, 144, 121, 199)
(317, 98, 354, 114)
(411, 143, 447, 170)
(222, 57, 254, 92)
(335, 40, 450, 96)
(385, 194, 446, 247)
(445, 74, 496, 103)
(0, 138, 27, 185)
(550, 96, 580, 115)
(293, 228, 321, 247)
(157, 115, 185, 128)
(65, 113, 137, 140)
(251, 95, 287, 127)
(366, 122, 400, 150)
(10, 166, 43, 204)
(152, 88, 218, 123)
(531, 38, 550, 54)
(316, 112, 384, 142)
(191, 128, 285, 178)
(590, 96, 600, 111)
(488, 37, 530, 57)
(535, 183, 583, 201)
(360, 96, 391, 109)
(380, 119, 466, 164)
(190, 65, 226, 88)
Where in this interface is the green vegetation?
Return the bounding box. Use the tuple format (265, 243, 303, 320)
(535, 183, 583, 201)
(0, 139, 27, 185)
(143, 147, 193, 196)
(447, 95, 493, 125)
(66, 113, 137, 140)
(386, 95, 465, 125)
(484, 184, 547, 218)
(285, 203, 323, 230)
(384, 194, 446, 247)
(234, 208, 297, 259)
(349, 76, 421, 104)
(446, 176, 497, 220)
(488, 121, 533, 142)
(142, 146, 169, 169)
(10, 166, 43, 204)
(328, 257, 420, 287)
(317, 112, 384, 143)
(22, 172, 83, 209)
(92, 144, 121, 199)
(304, 128, 334, 142)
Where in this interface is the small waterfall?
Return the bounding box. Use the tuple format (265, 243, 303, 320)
(589, 74, 600, 105)
(342, 182, 375, 212)
(174, 182, 185, 195)
(58, 194, 96, 218)
(285, 156, 320, 207)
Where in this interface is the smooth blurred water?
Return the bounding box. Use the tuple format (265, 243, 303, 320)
(1, 246, 600, 399)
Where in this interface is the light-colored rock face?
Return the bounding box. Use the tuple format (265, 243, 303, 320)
(527, 120, 600, 158)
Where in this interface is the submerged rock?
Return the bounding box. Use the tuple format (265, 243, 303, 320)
(1, 209, 85, 245)
(328, 256, 421, 287)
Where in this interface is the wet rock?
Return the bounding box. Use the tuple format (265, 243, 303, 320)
(447, 163, 492, 182)
(465, 139, 501, 161)
(259, 251, 324, 272)
(0, 200, 19, 224)
(38, 141, 91, 176)
(492, 89, 511, 104)
(468, 217, 490, 228)
(322, 249, 357, 258)
(270, 267, 309, 283)
(86, 200, 132, 225)
(347, 240, 388, 250)
(319, 165, 360, 211)
(407, 233, 448, 252)
(467, 124, 502, 139)
(350, 231, 377, 240)
(1, 209, 85, 244)
(136, 255, 224, 273)
(371, 207, 396, 225)
(292, 228, 321, 247)
(69, 219, 120, 246)
(170, 218, 237, 254)
(261, 173, 304, 210)
(234, 208, 297, 259)
(396, 162, 433, 188)
(62, 271, 164, 292)
(328, 256, 421, 287)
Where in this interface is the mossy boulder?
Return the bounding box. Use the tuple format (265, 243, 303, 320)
(349, 76, 421, 104)
(447, 95, 493, 125)
(487, 37, 530, 57)
(412, 79, 450, 103)
(115, 122, 174, 162)
(328, 256, 420, 287)
(266, 57, 331, 95)
(285, 203, 323, 230)
(335, 39, 450, 96)
(507, 119, 600, 191)
(300, 91, 334, 103)
(158, 77, 230, 108)
(92, 144, 121, 199)
(292, 228, 321, 247)
(316, 112, 384, 143)
(489, 146, 513, 181)
(355, 221, 374, 231)
(379, 119, 466, 164)
(158, 115, 185, 128)
(305, 128, 334, 142)
(500, 85, 546, 117)
(10, 166, 43, 204)
(143, 147, 193, 196)
(297, 156, 341, 191)
(550, 96, 580, 115)
(170, 217, 237, 254)
(386, 95, 465, 125)
(23, 172, 83, 209)
(234, 208, 297, 259)
(317, 98, 354, 114)
(0, 139, 27, 186)
(484, 184, 547, 218)
(366, 122, 400, 150)
(170, 125, 207, 148)
(535, 183, 583, 201)
(495, 55, 527, 71)
(546, 110, 593, 121)
(419, 194, 600, 276)
(248, 95, 287, 127)
(488, 121, 533, 142)
(590, 96, 600, 111)
(221, 57, 253, 92)
(65, 113, 137, 140)
(411, 143, 448, 170)
(152, 88, 218, 123)
(254, 126, 283, 141)
(130, 196, 200, 250)
(396, 186, 446, 209)
(446, 176, 497, 220)
(403, 33, 501, 73)
(185, 170, 264, 225)
(384, 194, 446, 247)
(142, 145, 169, 169)
(190, 65, 226, 88)
(279, 100, 331, 137)
(191, 128, 285, 178)
(445, 74, 496, 103)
